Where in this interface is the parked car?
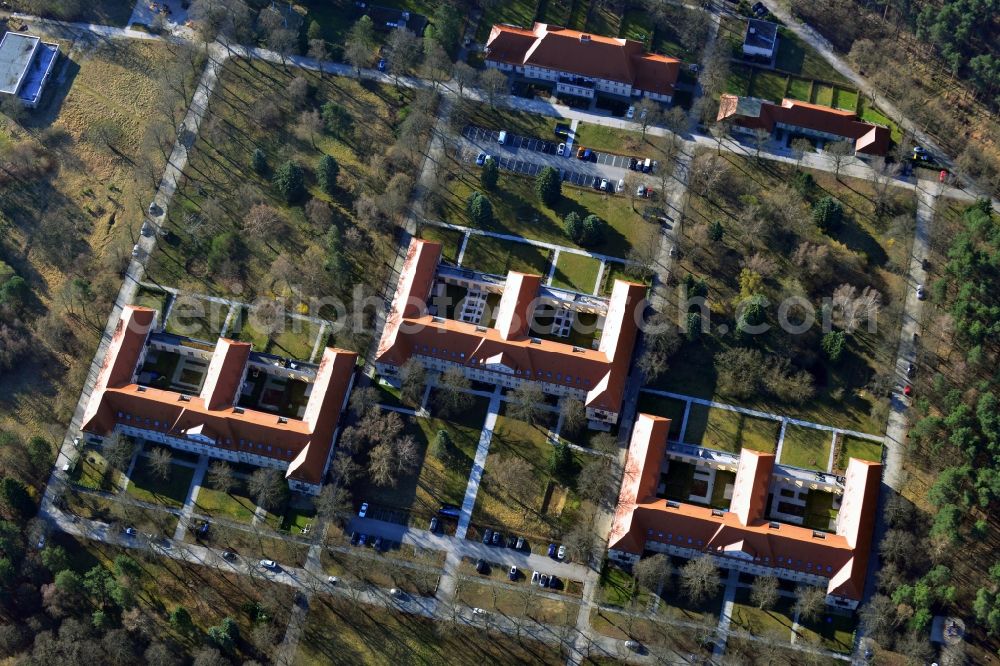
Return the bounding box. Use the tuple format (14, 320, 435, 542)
(903, 384, 913, 397)
(555, 123, 571, 136)
(327, 576, 339, 584)
(547, 543, 557, 558)
(628, 157, 638, 170)
(616, 178, 624, 193)
(475, 152, 487, 166)
(625, 640, 642, 652)
(508, 565, 518, 581)
(390, 587, 404, 598)
(645, 186, 654, 199)
(358, 502, 368, 518)
(491, 530, 502, 546)
(636, 184, 646, 197)
(592, 176, 601, 189)
(583, 148, 593, 161)
(429, 516, 439, 532)
(498, 130, 507, 145)
(626, 105, 635, 119)
(576, 146, 587, 159)
(123, 527, 137, 536)
(259, 559, 278, 570)
(482, 528, 492, 545)
(549, 575, 560, 589)
(557, 545, 566, 560)
(507, 534, 518, 548)
(516, 536, 525, 550)
(557, 142, 566, 156)
(373, 536, 383, 550)
(358, 533, 368, 546)
(350, 531, 360, 546)
(476, 558, 489, 574)
(222, 550, 237, 561)
(531, 571, 540, 585)
(600, 178, 608, 191)
(906, 363, 915, 378)
(377, 58, 386, 72)
(539, 574, 550, 587)
(472, 607, 487, 615)
(916, 284, 926, 300)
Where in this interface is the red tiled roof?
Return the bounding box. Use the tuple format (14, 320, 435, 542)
(376, 239, 645, 417)
(494, 272, 542, 340)
(82, 306, 356, 485)
(485, 23, 680, 96)
(717, 94, 891, 156)
(608, 413, 882, 600)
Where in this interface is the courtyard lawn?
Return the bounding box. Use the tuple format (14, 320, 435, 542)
(833, 87, 859, 111)
(420, 225, 466, 265)
(774, 27, 851, 85)
(636, 393, 686, 440)
(780, 426, 833, 472)
(473, 408, 584, 541)
(164, 297, 227, 341)
(803, 490, 838, 532)
(599, 563, 638, 607)
(710, 470, 736, 509)
(296, 594, 565, 665)
(600, 261, 650, 296)
(811, 83, 835, 107)
(271, 317, 321, 361)
(701, 408, 781, 454)
(786, 77, 812, 101)
(134, 287, 169, 318)
(662, 460, 695, 501)
(125, 455, 196, 509)
(748, 69, 789, 102)
(859, 98, 903, 143)
(550, 252, 602, 293)
(839, 436, 883, 468)
(461, 235, 552, 276)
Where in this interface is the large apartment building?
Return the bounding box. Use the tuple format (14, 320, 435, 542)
(81, 306, 357, 494)
(484, 22, 680, 102)
(717, 94, 890, 156)
(608, 414, 881, 609)
(375, 239, 645, 425)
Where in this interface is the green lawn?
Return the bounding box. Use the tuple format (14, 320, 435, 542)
(475, 0, 540, 41)
(702, 409, 780, 454)
(473, 407, 583, 541)
(164, 297, 227, 341)
(803, 490, 838, 531)
(727, 64, 754, 95)
(811, 83, 835, 107)
(437, 165, 643, 260)
(125, 456, 196, 508)
(833, 87, 859, 111)
(271, 318, 321, 361)
(461, 235, 552, 276)
(748, 69, 789, 102)
(636, 393, 686, 440)
(573, 122, 648, 156)
(599, 563, 638, 607)
(619, 8, 654, 49)
(786, 77, 812, 101)
(710, 470, 736, 509)
(839, 436, 883, 469)
(195, 480, 260, 524)
(297, 594, 566, 665)
(731, 588, 795, 641)
(774, 27, 851, 85)
(780, 426, 833, 472)
(9, 0, 133, 25)
(279, 504, 317, 534)
(600, 262, 650, 296)
(420, 225, 466, 265)
(72, 446, 119, 492)
(134, 287, 169, 319)
(537, 0, 573, 26)
(457, 582, 578, 625)
(859, 98, 903, 143)
(551, 252, 601, 293)
(796, 609, 858, 653)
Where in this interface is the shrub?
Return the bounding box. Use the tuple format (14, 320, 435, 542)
(821, 330, 846, 363)
(792, 171, 815, 196)
(480, 157, 499, 190)
(812, 196, 843, 232)
(564, 211, 583, 242)
(252, 148, 267, 175)
(708, 219, 725, 241)
(581, 214, 606, 246)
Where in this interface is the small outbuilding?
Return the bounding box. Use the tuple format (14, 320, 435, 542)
(742, 19, 778, 63)
(0, 31, 59, 108)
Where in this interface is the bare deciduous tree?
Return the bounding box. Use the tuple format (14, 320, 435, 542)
(478, 69, 508, 107)
(793, 584, 828, 623)
(453, 61, 477, 98)
(103, 432, 136, 472)
(488, 455, 535, 502)
(148, 447, 173, 481)
(243, 203, 282, 238)
(679, 555, 720, 604)
(434, 367, 474, 417)
(248, 467, 286, 511)
(827, 140, 854, 180)
(207, 460, 235, 495)
(750, 575, 780, 610)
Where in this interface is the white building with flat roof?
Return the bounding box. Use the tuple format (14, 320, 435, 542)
(0, 31, 60, 108)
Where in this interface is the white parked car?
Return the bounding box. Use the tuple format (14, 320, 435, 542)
(626, 105, 635, 119)
(472, 607, 487, 615)
(260, 559, 278, 570)
(327, 576, 339, 584)
(557, 142, 566, 156)
(358, 502, 368, 518)
(557, 545, 566, 560)
(531, 570, 540, 585)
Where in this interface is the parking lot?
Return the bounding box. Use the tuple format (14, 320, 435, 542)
(460, 125, 659, 192)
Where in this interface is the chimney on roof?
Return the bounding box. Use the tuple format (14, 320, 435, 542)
(579, 34, 590, 43)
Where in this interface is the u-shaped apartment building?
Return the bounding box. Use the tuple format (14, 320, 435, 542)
(81, 306, 356, 494)
(609, 414, 881, 609)
(375, 238, 646, 425)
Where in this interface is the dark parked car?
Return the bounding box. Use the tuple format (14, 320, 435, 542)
(547, 543, 557, 558)
(358, 534, 368, 546)
(222, 550, 237, 562)
(350, 531, 360, 546)
(628, 157, 638, 170)
(429, 517, 439, 532)
(491, 530, 502, 546)
(373, 536, 383, 550)
(539, 574, 550, 588)
(476, 559, 489, 574)
(482, 529, 492, 545)
(592, 176, 601, 189)
(516, 536, 525, 550)
(507, 534, 517, 548)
